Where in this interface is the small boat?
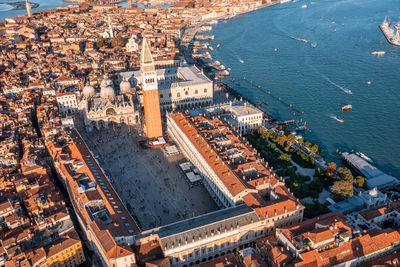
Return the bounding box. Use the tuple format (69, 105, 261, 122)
(367, 81, 372, 85)
(296, 126, 307, 131)
(239, 59, 244, 63)
(371, 51, 386, 56)
(356, 152, 373, 164)
(299, 38, 308, 43)
(311, 42, 317, 48)
(341, 104, 352, 111)
(274, 48, 278, 52)
(301, 4, 307, 8)
(216, 43, 221, 48)
(334, 116, 344, 123)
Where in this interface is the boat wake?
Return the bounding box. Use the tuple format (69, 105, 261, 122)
(330, 115, 344, 123)
(272, 12, 309, 44)
(313, 67, 353, 95)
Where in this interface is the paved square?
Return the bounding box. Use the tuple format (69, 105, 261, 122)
(79, 125, 219, 230)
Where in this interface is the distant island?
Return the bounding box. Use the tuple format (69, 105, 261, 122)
(0, 1, 39, 10)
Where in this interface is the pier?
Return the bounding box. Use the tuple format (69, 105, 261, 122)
(234, 77, 304, 116)
(342, 152, 398, 190)
(194, 35, 215, 41)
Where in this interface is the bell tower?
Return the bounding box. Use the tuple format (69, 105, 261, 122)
(141, 38, 162, 139)
(25, 0, 32, 18)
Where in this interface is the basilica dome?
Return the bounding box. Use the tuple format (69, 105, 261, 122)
(120, 77, 132, 93)
(100, 75, 113, 88)
(82, 84, 95, 98)
(100, 85, 115, 100)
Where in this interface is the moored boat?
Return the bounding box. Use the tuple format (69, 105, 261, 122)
(356, 151, 373, 164)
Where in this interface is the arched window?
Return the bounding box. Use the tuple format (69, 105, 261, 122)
(160, 94, 164, 98)
(106, 108, 116, 115)
(185, 91, 188, 96)
(204, 88, 207, 93)
(195, 90, 198, 94)
(177, 92, 181, 97)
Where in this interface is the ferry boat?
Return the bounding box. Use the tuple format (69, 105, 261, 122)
(356, 151, 373, 164)
(371, 51, 386, 56)
(341, 104, 352, 111)
(379, 17, 400, 46)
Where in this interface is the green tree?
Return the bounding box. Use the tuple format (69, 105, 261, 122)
(96, 38, 109, 48)
(286, 134, 296, 146)
(186, 1, 195, 8)
(311, 144, 321, 154)
(279, 153, 291, 162)
(337, 167, 353, 182)
(326, 162, 337, 178)
(331, 180, 353, 197)
(111, 36, 127, 48)
(355, 176, 367, 188)
(276, 135, 287, 147)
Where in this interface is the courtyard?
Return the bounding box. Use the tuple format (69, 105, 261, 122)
(78, 124, 219, 230)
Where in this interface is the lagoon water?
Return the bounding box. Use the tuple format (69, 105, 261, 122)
(208, 0, 400, 176)
(0, 0, 77, 19)
(0, 0, 398, 176)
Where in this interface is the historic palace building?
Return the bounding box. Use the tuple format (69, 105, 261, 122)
(120, 43, 213, 113)
(130, 112, 304, 266)
(48, 129, 140, 266)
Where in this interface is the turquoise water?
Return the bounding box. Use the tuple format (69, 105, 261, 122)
(0, 0, 398, 177)
(208, 0, 400, 177)
(0, 0, 77, 20)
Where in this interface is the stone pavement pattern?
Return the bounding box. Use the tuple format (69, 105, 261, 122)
(79, 125, 219, 230)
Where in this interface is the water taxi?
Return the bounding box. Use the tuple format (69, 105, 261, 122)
(341, 104, 352, 111)
(371, 51, 386, 56)
(334, 116, 344, 123)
